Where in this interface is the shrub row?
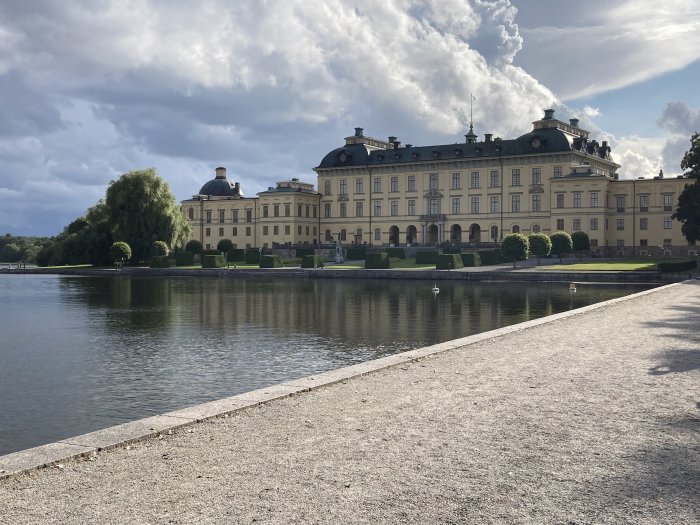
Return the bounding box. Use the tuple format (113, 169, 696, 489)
(227, 249, 246, 262)
(301, 255, 323, 268)
(658, 259, 697, 273)
(442, 247, 461, 255)
(260, 255, 283, 268)
(346, 246, 366, 260)
(365, 252, 390, 269)
(436, 253, 463, 270)
(460, 252, 481, 267)
(295, 248, 316, 258)
(202, 254, 226, 268)
(175, 252, 194, 266)
(150, 255, 171, 268)
(415, 251, 438, 264)
(477, 249, 505, 265)
(385, 247, 406, 259)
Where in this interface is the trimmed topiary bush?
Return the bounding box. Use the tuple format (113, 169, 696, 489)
(217, 239, 234, 254)
(175, 252, 194, 266)
(528, 233, 552, 265)
(110, 241, 131, 264)
(245, 248, 261, 264)
(346, 246, 367, 260)
(150, 255, 171, 268)
(202, 254, 226, 268)
(365, 252, 390, 269)
(658, 259, 697, 272)
(152, 240, 169, 256)
(227, 249, 245, 262)
(385, 247, 406, 259)
(571, 231, 590, 259)
(550, 231, 573, 263)
(460, 252, 481, 267)
(296, 247, 315, 258)
(185, 239, 203, 254)
(477, 249, 503, 265)
(301, 255, 324, 268)
(500, 233, 529, 268)
(202, 248, 220, 257)
(415, 250, 438, 264)
(436, 253, 464, 270)
(260, 254, 283, 268)
(442, 247, 461, 255)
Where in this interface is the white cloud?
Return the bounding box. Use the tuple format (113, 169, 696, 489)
(612, 135, 663, 179)
(582, 106, 600, 118)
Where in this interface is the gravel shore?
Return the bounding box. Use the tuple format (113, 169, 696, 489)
(1, 281, 698, 524)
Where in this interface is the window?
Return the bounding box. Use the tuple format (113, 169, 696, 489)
(274, 205, 279, 217)
(490, 196, 499, 213)
(339, 202, 347, 218)
(616, 196, 625, 212)
(298, 205, 302, 217)
(390, 176, 399, 192)
(325, 230, 331, 241)
(663, 238, 672, 246)
(246, 227, 251, 236)
(187, 208, 194, 220)
(490, 225, 498, 240)
(232, 227, 238, 236)
(313, 206, 317, 218)
(640, 218, 648, 230)
(590, 193, 599, 207)
(664, 217, 672, 229)
(285, 204, 290, 217)
(490, 170, 500, 187)
(340, 229, 346, 241)
(511, 169, 521, 186)
(355, 178, 364, 194)
(452, 173, 461, 189)
(391, 200, 399, 216)
(324, 203, 331, 218)
(298, 225, 302, 235)
(206, 210, 212, 223)
(374, 177, 382, 193)
(285, 225, 290, 235)
(617, 239, 625, 247)
(511, 194, 520, 212)
(573, 192, 582, 208)
(590, 218, 598, 230)
(274, 225, 279, 235)
(246, 210, 252, 222)
(532, 167, 541, 185)
(532, 224, 541, 233)
(573, 219, 581, 231)
(470, 172, 479, 189)
(219, 209, 225, 223)
(306, 205, 310, 217)
(556, 194, 564, 208)
(590, 239, 598, 247)
(232, 210, 239, 223)
(263, 226, 268, 235)
(557, 219, 565, 230)
(374, 228, 381, 241)
(532, 194, 541, 212)
(640, 239, 647, 247)
(407, 175, 416, 192)
(554, 165, 562, 178)
(663, 194, 673, 211)
(429, 173, 438, 190)
(639, 195, 649, 212)
(470, 196, 479, 214)
(512, 225, 520, 234)
(407, 199, 416, 215)
(306, 226, 310, 235)
(452, 197, 461, 214)
(429, 198, 438, 214)
(324, 180, 331, 195)
(356, 201, 363, 217)
(617, 218, 624, 230)
(339, 179, 347, 195)
(204, 227, 212, 237)
(262, 205, 269, 218)
(373, 200, 381, 217)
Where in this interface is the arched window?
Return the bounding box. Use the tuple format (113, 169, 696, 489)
(374, 228, 381, 241)
(325, 229, 332, 241)
(340, 229, 347, 241)
(356, 228, 363, 243)
(532, 224, 540, 233)
(490, 225, 498, 241)
(512, 225, 520, 234)
(188, 207, 194, 220)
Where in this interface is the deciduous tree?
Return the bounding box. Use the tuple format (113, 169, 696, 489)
(550, 231, 573, 263)
(528, 232, 551, 265)
(500, 233, 529, 268)
(571, 231, 590, 260)
(673, 133, 700, 244)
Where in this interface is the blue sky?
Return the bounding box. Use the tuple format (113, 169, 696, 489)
(0, 0, 699, 236)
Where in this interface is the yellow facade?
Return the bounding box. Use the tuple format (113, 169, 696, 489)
(182, 111, 693, 256)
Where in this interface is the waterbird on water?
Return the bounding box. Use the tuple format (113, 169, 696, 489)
(432, 283, 440, 295)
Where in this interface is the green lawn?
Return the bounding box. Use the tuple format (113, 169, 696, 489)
(546, 258, 692, 271)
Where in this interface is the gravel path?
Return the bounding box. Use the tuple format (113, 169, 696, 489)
(1, 281, 698, 524)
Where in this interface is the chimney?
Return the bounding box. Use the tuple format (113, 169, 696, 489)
(393, 141, 401, 149)
(292, 177, 299, 182)
(569, 118, 580, 127)
(659, 168, 664, 179)
(601, 141, 608, 148)
(354, 127, 364, 137)
(215, 166, 227, 179)
(388, 136, 397, 144)
(484, 133, 493, 142)
(234, 182, 240, 192)
(543, 109, 555, 120)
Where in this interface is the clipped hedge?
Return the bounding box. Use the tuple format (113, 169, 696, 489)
(296, 247, 316, 258)
(385, 247, 406, 259)
(227, 248, 245, 262)
(436, 253, 464, 270)
(150, 255, 171, 268)
(442, 247, 461, 255)
(175, 252, 194, 266)
(202, 254, 226, 268)
(245, 248, 261, 264)
(658, 259, 697, 273)
(477, 249, 504, 266)
(260, 254, 283, 268)
(202, 249, 220, 257)
(346, 246, 367, 260)
(365, 252, 390, 269)
(301, 255, 324, 268)
(460, 252, 481, 267)
(415, 250, 438, 264)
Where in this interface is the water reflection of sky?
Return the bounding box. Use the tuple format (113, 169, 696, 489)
(0, 274, 654, 455)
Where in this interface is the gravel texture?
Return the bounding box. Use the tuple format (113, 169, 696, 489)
(1, 281, 698, 524)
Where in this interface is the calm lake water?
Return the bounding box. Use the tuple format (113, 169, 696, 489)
(0, 274, 653, 455)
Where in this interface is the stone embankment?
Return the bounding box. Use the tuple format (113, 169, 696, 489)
(0, 281, 698, 523)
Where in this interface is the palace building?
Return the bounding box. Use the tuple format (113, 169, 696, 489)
(182, 109, 693, 256)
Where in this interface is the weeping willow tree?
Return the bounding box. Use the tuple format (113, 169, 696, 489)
(105, 168, 190, 263)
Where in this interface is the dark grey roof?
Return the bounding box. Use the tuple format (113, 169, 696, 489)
(316, 127, 611, 169)
(198, 178, 240, 197)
